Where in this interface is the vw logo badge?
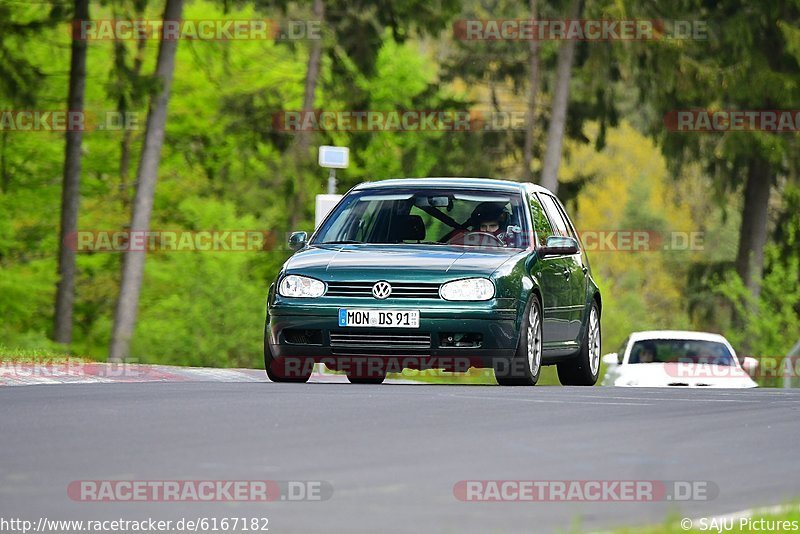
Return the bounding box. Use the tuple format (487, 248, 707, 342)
(372, 281, 392, 300)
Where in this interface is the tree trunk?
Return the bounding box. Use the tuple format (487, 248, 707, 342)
(287, 0, 324, 229)
(109, 0, 184, 363)
(54, 0, 89, 345)
(119, 37, 147, 207)
(112, 0, 148, 207)
(521, 0, 540, 183)
(735, 156, 772, 302)
(1, 131, 8, 193)
(540, 0, 582, 194)
(296, 0, 324, 159)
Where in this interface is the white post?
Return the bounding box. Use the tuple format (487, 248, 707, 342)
(327, 168, 336, 195)
(314, 146, 349, 377)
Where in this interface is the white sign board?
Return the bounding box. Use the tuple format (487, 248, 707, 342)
(318, 146, 349, 169)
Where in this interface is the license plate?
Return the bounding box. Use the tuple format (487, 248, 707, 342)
(338, 309, 420, 328)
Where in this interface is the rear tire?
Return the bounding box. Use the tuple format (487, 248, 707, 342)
(557, 302, 600, 386)
(264, 322, 312, 383)
(495, 296, 542, 386)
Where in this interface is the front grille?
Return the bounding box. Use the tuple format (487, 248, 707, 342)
(325, 281, 440, 299)
(330, 332, 432, 350)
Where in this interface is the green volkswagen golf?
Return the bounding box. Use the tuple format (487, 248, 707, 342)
(265, 178, 601, 386)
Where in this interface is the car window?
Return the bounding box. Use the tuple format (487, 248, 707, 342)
(354, 200, 386, 242)
(529, 193, 554, 247)
(321, 197, 370, 242)
(628, 339, 735, 365)
(552, 197, 579, 241)
(539, 194, 573, 239)
(408, 202, 468, 242)
(313, 189, 530, 249)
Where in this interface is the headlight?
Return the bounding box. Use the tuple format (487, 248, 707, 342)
(439, 278, 495, 301)
(278, 275, 326, 298)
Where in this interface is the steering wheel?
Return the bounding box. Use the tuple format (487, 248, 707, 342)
(447, 231, 505, 247)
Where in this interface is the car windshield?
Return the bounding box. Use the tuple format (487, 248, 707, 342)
(312, 188, 530, 249)
(629, 339, 735, 365)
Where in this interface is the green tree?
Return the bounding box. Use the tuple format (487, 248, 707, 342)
(109, 0, 185, 362)
(621, 0, 800, 309)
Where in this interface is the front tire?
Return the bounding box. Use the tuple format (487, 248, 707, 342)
(346, 373, 386, 385)
(495, 296, 542, 386)
(346, 357, 386, 384)
(557, 302, 601, 386)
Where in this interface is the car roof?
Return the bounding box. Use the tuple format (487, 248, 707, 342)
(628, 330, 730, 343)
(353, 177, 553, 195)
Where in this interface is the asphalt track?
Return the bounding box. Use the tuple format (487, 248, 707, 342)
(1, 377, 799, 533)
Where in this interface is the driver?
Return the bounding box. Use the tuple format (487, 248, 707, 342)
(469, 202, 511, 237)
(638, 342, 657, 363)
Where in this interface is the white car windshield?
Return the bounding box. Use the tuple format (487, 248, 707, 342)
(629, 339, 735, 365)
(313, 189, 530, 249)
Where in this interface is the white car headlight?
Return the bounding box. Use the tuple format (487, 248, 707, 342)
(440, 278, 495, 301)
(278, 275, 326, 298)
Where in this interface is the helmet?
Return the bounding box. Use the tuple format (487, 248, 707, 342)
(470, 202, 511, 227)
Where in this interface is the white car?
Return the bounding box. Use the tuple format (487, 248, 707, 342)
(601, 330, 758, 388)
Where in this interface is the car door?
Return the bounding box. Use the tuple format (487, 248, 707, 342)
(538, 193, 586, 342)
(553, 195, 591, 339)
(528, 193, 572, 344)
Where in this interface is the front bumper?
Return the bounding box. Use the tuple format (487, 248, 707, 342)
(266, 301, 520, 370)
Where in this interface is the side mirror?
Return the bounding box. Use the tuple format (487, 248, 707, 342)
(539, 236, 579, 257)
(741, 356, 759, 376)
(288, 231, 308, 251)
(602, 353, 620, 366)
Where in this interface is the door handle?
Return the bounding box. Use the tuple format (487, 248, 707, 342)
(582, 266, 588, 276)
(562, 268, 571, 280)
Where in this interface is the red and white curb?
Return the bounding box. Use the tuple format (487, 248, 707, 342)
(0, 362, 372, 387)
